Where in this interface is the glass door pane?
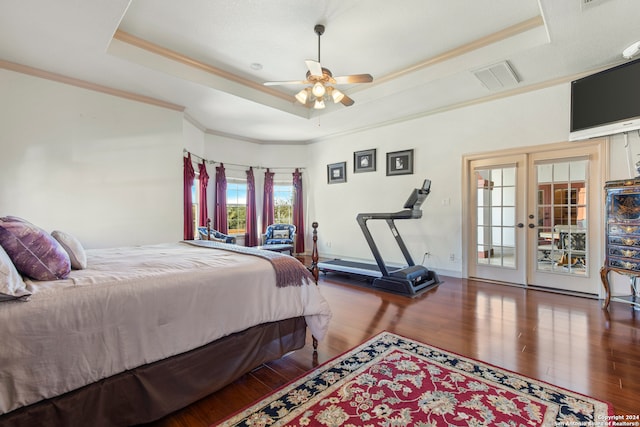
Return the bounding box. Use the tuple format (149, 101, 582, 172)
(535, 159, 587, 276)
(475, 166, 517, 268)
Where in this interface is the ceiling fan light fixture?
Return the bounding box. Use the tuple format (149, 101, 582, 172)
(263, 24, 373, 109)
(295, 88, 309, 104)
(331, 87, 345, 103)
(312, 82, 326, 97)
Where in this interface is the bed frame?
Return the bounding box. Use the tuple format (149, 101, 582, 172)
(0, 223, 321, 427)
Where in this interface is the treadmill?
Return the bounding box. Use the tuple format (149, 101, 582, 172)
(318, 179, 440, 296)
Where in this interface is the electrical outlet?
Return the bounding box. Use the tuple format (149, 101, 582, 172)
(449, 253, 455, 261)
(326, 241, 331, 248)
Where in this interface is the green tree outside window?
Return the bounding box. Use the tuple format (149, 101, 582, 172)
(227, 180, 247, 234)
(274, 184, 294, 224)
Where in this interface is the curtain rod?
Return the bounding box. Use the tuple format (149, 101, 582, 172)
(183, 149, 305, 171)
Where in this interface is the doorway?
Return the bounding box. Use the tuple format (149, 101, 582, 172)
(463, 141, 605, 295)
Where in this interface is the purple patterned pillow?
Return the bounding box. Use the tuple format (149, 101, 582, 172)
(0, 216, 71, 281)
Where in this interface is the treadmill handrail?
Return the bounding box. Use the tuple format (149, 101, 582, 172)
(356, 214, 390, 276)
(356, 215, 418, 276)
(357, 209, 422, 221)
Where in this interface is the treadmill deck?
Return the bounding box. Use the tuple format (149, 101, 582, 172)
(318, 259, 403, 278)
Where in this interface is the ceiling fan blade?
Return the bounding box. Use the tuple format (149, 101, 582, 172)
(263, 80, 309, 86)
(305, 60, 323, 77)
(334, 74, 374, 84)
(340, 94, 355, 106)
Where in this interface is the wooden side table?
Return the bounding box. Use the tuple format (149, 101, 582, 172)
(600, 266, 640, 310)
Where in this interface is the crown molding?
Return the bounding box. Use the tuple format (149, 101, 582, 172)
(369, 16, 545, 87)
(112, 30, 294, 104)
(0, 60, 185, 111)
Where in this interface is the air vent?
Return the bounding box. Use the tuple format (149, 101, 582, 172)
(472, 61, 520, 91)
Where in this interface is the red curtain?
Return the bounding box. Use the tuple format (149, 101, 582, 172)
(245, 167, 258, 246)
(214, 163, 228, 233)
(183, 154, 196, 240)
(198, 160, 209, 227)
(292, 168, 305, 254)
(262, 168, 275, 233)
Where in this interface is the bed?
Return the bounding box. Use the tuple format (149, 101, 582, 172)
(0, 220, 330, 427)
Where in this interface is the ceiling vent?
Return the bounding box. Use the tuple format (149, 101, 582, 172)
(472, 61, 520, 91)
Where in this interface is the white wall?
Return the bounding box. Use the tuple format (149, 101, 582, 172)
(183, 118, 206, 155)
(608, 131, 640, 180)
(307, 84, 572, 276)
(0, 69, 184, 248)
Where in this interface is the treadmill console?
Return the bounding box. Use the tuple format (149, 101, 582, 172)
(403, 179, 432, 210)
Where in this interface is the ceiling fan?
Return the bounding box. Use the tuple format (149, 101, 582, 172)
(263, 24, 373, 109)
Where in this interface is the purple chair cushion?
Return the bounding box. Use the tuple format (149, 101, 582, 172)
(0, 216, 71, 281)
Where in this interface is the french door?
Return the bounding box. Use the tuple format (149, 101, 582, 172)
(465, 142, 604, 294)
(468, 155, 527, 284)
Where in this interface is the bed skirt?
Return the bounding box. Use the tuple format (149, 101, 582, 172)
(0, 317, 307, 427)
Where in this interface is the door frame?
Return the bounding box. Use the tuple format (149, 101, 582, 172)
(461, 139, 609, 295)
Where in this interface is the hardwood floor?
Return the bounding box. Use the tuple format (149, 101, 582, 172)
(144, 273, 640, 426)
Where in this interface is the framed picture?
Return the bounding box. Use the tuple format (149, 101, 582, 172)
(327, 161, 347, 184)
(386, 149, 414, 176)
(354, 149, 376, 173)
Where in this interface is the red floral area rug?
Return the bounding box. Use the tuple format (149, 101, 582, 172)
(217, 332, 612, 426)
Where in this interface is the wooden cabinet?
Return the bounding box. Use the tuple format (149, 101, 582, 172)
(601, 178, 640, 309)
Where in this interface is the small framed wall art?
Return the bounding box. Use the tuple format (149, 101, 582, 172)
(354, 149, 376, 173)
(386, 149, 414, 176)
(327, 161, 347, 184)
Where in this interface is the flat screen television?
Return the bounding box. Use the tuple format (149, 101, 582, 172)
(569, 58, 640, 141)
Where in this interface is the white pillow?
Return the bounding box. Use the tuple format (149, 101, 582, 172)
(273, 229, 289, 239)
(0, 245, 30, 302)
(51, 230, 87, 270)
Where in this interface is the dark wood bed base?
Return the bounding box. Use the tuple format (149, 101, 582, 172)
(0, 223, 321, 427)
(0, 318, 306, 427)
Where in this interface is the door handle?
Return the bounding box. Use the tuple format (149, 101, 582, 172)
(517, 223, 524, 228)
(528, 223, 535, 229)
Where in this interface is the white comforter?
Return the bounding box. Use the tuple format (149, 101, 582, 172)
(0, 243, 331, 415)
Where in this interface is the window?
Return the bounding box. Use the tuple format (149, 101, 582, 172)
(226, 179, 247, 235)
(192, 178, 199, 234)
(274, 183, 294, 224)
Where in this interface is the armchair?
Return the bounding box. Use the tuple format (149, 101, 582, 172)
(262, 224, 296, 246)
(197, 226, 236, 244)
